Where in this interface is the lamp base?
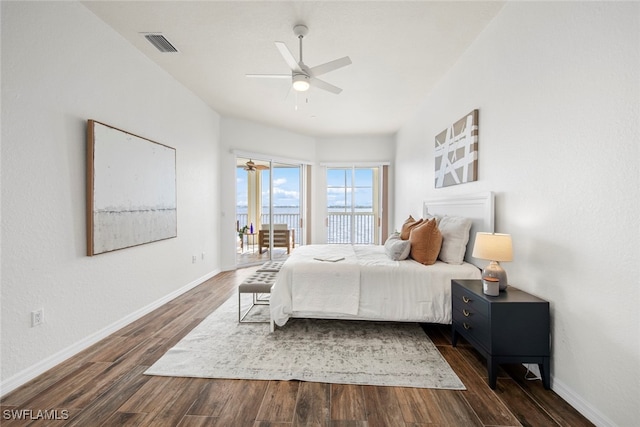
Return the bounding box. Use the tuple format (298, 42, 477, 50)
(482, 261, 508, 291)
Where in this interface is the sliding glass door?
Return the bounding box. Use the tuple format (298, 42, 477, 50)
(236, 156, 304, 266)
(326, 166, 383, 245)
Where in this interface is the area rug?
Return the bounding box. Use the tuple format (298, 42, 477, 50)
(144, 296, 465, 390)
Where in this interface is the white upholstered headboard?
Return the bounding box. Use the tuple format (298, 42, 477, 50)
(423, 191, 495, 268)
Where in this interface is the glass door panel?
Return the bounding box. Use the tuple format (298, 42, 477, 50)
(326, 168, 352, 243)
(262, 162, 301, 261)
(326, 166, 379, 244)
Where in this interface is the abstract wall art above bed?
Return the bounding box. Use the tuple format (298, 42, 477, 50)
(434, 109, 478, 188)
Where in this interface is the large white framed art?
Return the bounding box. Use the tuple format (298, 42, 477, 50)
(86, 120, 177, 256)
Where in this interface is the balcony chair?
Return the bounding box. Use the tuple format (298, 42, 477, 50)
(258, 224, 295, 254)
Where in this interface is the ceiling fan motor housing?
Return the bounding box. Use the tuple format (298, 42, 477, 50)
(293, 24, 309, 38)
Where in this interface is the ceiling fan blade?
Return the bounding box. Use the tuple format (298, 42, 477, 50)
(245, 159, 270, 171)
(309, 77, 342, 94)
(246, 73, 290, 79)
(275, 42, 302, 72)
(309, 56, 352, 77)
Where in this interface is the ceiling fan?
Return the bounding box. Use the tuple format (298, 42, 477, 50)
(247, 24, 352, 95)
(243, 159, 268, 172)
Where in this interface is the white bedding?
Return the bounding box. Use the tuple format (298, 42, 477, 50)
(291, 244, 360, 315)
(270, 244, 482, 327)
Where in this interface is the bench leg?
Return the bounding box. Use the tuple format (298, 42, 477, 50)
(238, 292, 255, 323)
(239, 291, 272, 324)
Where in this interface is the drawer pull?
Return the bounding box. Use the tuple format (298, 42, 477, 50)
(463, 309, 470, 317)
(463, 322, 471, 330)
(462, 296, 470, 303)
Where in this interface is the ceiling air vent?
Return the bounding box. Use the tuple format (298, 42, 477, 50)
(143, 33, 179, 53)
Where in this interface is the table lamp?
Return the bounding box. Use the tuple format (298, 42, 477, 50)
(472, 232, 513, 291)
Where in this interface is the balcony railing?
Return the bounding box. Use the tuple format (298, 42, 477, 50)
(236, 211, 376, 245)
(236, 213, 301, 246)
(327, 212, 375, 244)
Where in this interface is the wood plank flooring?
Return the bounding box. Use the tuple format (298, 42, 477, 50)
(1, 267, 594, 426)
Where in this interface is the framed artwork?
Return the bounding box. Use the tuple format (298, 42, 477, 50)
(434, 109, 478, 188)
(87, 120, 177, 256)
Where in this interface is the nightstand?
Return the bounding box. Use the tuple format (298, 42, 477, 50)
(451, 279, 550, 389)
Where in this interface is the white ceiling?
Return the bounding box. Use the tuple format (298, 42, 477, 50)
(82, 1, 504, 137)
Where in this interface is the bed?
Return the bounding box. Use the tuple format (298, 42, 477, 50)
(269, 192, 495, 329)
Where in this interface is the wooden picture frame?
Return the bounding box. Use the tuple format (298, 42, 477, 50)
(86, 120, 177, 256)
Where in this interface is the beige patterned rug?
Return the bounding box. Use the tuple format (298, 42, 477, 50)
(144, 295, 465, 390)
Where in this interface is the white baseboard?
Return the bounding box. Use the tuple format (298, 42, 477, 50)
(551, 375, 616, 427)
(0, 269, 220, 398)
(221, 263, 237, 272)
(519, 364, 615, 426)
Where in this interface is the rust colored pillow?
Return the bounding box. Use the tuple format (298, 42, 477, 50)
(409, 218, 443, 265)
(400, 216, 423, 240)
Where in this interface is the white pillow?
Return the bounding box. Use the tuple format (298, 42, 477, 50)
(384, 233, 411, 260)
(437, 216, 472, 264)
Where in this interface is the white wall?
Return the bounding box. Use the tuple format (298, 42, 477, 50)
(1, 1, 221, 391)
(315, 135, 395, 163)
(395, 2, 639, 426)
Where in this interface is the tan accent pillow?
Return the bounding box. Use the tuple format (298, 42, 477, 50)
(409, 218, 443, 265)
(400, 216, 423, 240)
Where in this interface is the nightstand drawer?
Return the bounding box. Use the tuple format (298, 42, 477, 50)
(452, 307, 490, 348)
(452, 281, 489, 317)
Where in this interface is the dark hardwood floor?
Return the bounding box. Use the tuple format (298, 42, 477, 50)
(1, 267, 593, 426)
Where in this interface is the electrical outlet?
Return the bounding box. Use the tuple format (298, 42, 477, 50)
(31, 309, 44, 327)
(192, 255, 197, 264)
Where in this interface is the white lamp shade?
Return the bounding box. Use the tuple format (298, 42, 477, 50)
(472, 232, 513, 262)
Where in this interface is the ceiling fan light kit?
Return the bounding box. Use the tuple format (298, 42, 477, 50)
(292, 74, 310, 91)
(247, 24, 351, 95)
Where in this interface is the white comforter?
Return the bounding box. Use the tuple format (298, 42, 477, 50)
(270, 244, 481, 327)
(291, 244, 360, 315)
